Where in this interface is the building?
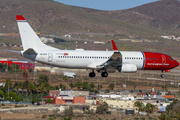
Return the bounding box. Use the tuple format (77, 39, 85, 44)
(0, 59, 35, 70)
(43, 90, 87, 105)
(55, 96, 85, 105)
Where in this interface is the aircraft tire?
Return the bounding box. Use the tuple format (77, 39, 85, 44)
(89, 72, 96, 77)
(101, 72, 108, 77)
(161, 74, 165, 78)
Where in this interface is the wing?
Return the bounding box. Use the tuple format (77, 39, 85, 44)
(96, 40, 122, 70)
(96, 51, 122, 70)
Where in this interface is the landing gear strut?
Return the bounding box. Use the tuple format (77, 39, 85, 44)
(89, 71, 96, 77)
(101, 72, 108, 77)
(161, 70, 165, 78)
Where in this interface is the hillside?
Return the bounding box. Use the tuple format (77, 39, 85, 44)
(0, 0, 179, 39)
(81, 0, 180, 32)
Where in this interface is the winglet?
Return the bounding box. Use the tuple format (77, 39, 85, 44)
(16, 15, 26, 21)
(111, 40, 118, 51)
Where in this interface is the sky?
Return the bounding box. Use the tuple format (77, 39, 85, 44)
(54, 0, 158, 11)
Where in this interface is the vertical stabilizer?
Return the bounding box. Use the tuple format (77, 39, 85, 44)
(16, 15, 58, 51)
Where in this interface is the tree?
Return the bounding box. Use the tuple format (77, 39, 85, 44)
(19, 82, 25, 94)
(59, 83, 66, 90)
(108, 84, 114, 90)
(97, 101, 109, 114)
(158, 113, 166, 120)
(162, 85, 167, 90)
(89, 83, 95, 89)
(55, 86, 59, 90)
(133, 101, 144, 113)
(68, 82, 74, 89)
(14, 82, 20, 92)
(105, 89, 110, 93)
(0, 90, 4, 98)
(75, 82, 82, 90)
(5, 79, 12, 97)
(28, 82, 35, 95)
(63, 75, 68, 81)
(38, 74, 49, 84)
(82, 82, 89, 90)
(144, 103, 157, 113)
(158, 100, 180, 120)
(23, 69, 29, 84)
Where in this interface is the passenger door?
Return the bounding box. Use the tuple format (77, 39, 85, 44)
(48, 53, 53, 62)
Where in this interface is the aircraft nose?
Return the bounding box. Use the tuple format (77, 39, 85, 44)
(174, 60, 179, 67)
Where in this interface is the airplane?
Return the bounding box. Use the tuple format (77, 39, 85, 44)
(15, 15, 179, 78)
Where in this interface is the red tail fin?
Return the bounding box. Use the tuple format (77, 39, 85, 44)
(111, 40, 118, 51)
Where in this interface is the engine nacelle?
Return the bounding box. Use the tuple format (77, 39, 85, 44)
(120, 64, 137, 73)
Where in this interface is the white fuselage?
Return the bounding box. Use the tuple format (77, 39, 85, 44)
(25, 49, 144, 70)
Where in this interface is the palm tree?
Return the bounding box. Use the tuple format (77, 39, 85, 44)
(28, 82, 35, 101)
(144, 103, 157, 113)
(75, 82, 82, 90)
(23, 69, 29, 83)
(19, 82, 25, 94)
(82, 82, 89, 90)
(59, 83, 66, 90)
(133, 101, 144, 113)
(14, 82, 20, 92)
(5, 79, 12, 97)
(89, 83, 95, 89)
(28, 82, 35, 95)
(63, 75, 68, 81)
(38, 83, 46, 101)
(68, 82, 74, 89)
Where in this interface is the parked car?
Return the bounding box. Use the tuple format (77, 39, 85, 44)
(139, 111, 147, 115)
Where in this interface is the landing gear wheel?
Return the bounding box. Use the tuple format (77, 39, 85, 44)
(101, 72, 108, 77)
(161, 74, 165, 78)
(89, 72, 96, 77)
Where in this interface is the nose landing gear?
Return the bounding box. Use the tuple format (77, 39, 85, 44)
(161, 74, 165, 78)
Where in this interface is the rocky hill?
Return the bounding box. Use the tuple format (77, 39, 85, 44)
(0, 0, 179, 39)
(81, 0, 180, 32)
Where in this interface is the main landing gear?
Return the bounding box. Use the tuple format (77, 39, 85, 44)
(89, 71, 96, 77)
(89, 71, 108, 77)
(101, 72, 108, 77)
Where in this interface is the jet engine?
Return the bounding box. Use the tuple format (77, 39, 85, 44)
(118, 64, 137, 73)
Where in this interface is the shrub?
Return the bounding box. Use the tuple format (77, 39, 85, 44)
(134, 118, 139, 120)
(64, 116, 71, 120)
(46, 98, 53, 104)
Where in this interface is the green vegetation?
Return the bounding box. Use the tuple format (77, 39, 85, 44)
(46, 98, 53, 104)
(96, 101, 109, 114)
(158, 100, 180, 120)
(144, 103, 157, 113)
(133, 101, 144, 113)
(108, 83, 114, 90)
(0, 90, 4, 98)
(53, 37, 66, 43)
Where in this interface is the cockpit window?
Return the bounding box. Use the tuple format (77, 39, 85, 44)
(169, 58, 173, 60)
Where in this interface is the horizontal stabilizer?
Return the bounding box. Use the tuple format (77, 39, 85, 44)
(1, 49, 21, 53)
